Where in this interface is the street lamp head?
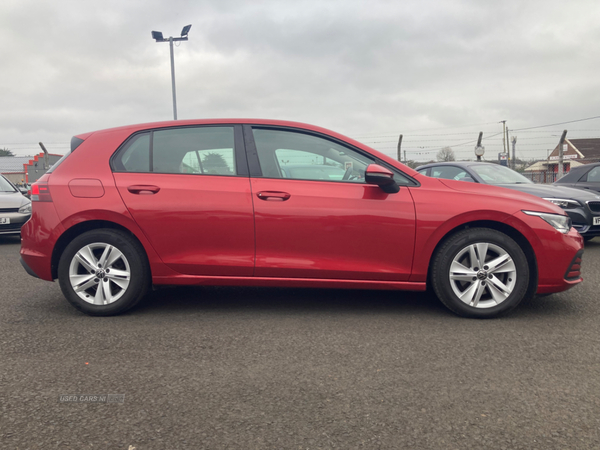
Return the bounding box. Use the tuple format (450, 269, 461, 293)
(151, 31, 164, 41)
(181, 24, 192, 37)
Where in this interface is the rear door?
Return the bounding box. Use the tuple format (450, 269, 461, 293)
(245, 126, 417, 281)
(112, 125, 255, 276)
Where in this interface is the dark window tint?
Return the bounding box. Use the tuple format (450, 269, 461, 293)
(153, 127, 236, 175)
(114, 127, 236, 176)
(120, 133, 151, 172)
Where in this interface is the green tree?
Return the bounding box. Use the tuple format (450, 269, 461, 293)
(0, 148, 15, 157)
(202, 152, 231, 174)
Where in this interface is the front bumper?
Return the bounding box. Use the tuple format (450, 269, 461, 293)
(0, 212, 30, 235)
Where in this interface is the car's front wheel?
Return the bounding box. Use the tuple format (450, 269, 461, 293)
(431, 228, 530, 318)
(58, 229, 150, 316)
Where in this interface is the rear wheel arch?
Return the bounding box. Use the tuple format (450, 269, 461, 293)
(51, 220, 150, 280)
(427, 220, 538, 305)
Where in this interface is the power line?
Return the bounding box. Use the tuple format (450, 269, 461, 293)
(511, 115, 600, 131)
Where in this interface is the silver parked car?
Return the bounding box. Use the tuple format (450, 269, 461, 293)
(0, 175, 32, 235)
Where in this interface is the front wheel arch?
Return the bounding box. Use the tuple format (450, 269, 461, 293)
(427, 222, 538, 317)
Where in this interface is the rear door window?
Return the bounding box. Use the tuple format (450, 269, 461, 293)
(113, 126, 237, 176)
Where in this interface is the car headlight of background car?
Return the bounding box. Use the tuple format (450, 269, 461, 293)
(523, 211, 572, 234)
(543, 198, 582, 209)
(18, 202, 32, 214)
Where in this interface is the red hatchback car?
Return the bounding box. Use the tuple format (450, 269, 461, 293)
(20, 119, 583, 318)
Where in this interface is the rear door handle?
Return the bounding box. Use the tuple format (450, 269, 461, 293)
(127, 185, 160, 195)
(257, 191, 291, 201)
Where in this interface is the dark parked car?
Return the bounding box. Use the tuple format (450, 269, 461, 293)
(416, 162, 600, 241)
(0, 174, 32, 235)
(554, 162, 600, 194)
(20, 119, 583, 318)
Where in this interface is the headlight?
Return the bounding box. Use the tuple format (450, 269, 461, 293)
(543, 198, 581, 209)
(523, 211, 572, 234)
(18, 202, 32, 214)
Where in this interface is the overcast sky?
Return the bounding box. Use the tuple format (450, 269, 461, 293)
(1, 0, 600, 161)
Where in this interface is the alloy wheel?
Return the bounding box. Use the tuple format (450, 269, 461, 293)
(448, 242, 517, 309)
(68, 242, 131, 305)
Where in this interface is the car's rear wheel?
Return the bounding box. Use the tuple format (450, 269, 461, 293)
(431, 228, 530, 318)
(58, 229, 150, 316)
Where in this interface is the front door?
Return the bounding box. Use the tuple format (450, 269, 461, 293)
(247, 127, 416, 281)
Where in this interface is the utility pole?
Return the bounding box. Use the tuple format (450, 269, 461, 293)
(500, 120, 507, 156)
(511, 136, 517, 169)
(397, 134, 403, 162)
(505, 126, 511, 168)
(38, 142, 49, 170)
(557, 130, 567, 179)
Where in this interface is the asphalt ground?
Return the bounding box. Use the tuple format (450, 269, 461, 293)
(1, 234, 599, 450)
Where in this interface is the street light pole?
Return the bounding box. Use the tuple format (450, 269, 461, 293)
(169, 37, 177, 120)
(152, 25, 192, 120)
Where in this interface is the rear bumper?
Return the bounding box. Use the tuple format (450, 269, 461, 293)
(20, 203, 63, 281)
(20, 256, 40, 279)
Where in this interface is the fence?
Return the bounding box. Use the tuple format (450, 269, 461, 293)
(522, 171, 559, 184)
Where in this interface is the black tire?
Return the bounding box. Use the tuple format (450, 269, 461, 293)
(431, 228, 530, 318)
(57, 229, 150, 316)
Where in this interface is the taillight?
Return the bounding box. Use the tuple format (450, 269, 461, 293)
(31, 181, 52, 202)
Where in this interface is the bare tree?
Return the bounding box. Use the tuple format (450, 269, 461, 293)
(437, 146, 455, 161)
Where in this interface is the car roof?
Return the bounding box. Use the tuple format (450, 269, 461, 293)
(73, 118, 422, 178)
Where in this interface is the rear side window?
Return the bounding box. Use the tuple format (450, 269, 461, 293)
(112, 126, 237, 175)
(586, 167, 600, 182)
(120, 133, 151, 172)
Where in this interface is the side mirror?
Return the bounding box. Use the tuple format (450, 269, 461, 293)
(365, 164, 400, 193)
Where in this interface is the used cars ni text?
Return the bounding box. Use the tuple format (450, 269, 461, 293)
(20, 119, 583, 318)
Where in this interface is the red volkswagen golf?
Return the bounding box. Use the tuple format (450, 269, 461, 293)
(20, 119, 583, 318)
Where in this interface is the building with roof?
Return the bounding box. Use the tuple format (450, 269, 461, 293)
(523, 138, 600, 183)
(0, 152, 63, 185)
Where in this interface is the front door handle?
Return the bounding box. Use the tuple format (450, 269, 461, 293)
(257, 191, 291, 201)
(127, 185, 160, 195)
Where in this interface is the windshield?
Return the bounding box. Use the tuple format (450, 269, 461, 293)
(470, 164, 533, 185)
(0, 176, 17, 193)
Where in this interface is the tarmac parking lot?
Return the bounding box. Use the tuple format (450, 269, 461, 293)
(1, 234, 599, 450)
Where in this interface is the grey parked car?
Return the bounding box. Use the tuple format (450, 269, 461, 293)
(417, 162, 600, 241)
(0, 175, 32, 235)
(554, 162, 600, 194)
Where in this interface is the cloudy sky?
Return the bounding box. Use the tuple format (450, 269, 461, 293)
(1, 0, 600, 161)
